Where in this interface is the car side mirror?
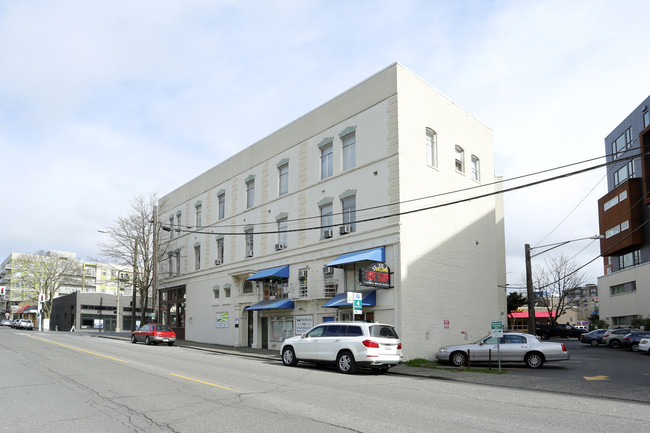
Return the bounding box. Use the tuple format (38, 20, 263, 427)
(301, 333, 307, 338)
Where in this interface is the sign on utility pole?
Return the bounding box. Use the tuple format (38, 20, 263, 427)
(347, 292, 362, 321)
(491, 321, 503, 372)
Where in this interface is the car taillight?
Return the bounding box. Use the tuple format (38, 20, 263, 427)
(561, 344, 567, 352)
(397, 342, 402, 350)
(362, 340, 380, 348)
(604, 334, 610, 338)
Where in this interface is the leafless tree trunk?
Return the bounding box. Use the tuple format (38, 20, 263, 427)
(530, 255, 585, 325)
(98, 194, 168, 325)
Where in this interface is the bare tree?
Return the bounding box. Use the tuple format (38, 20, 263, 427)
(530, 255, 585, 325)
(98, 194, 168, 326)
(12, 250, 83, 318)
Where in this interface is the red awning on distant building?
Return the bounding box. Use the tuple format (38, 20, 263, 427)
(508, 311, 556, 319)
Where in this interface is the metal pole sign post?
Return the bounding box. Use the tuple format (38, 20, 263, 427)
(347, 292, 361, 321)
(491, 321, 503, 372)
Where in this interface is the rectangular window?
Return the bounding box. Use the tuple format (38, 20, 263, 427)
(278, 219, 288, 247)
(194, 245, 201, 270)
(246, 180, 255, 209)
(195, 204, 202, 228)
(619, 250, 640, 269)
(213, 289, 219, 299)
(175, 251, 180, 275)
(168, 255, 173, 277)
(279, 164, 288, 196)
(176, 214, 182, 233)
(216, 238, 224, 264)
(298, 268, 308, 297)
(225, 287, 231, 298)
(614, 161, 635, 187)
(610, 281, 636, 295)
(603, 196, 619, 211)
(644, 110, 649, 129)
(321, 143, 333, 179)
(342, 196, 356, 232)
(605, 224, 621, 239)
(471, 155, 480, 181)
(426, 128, 438, 168)
(169, 217, 175, 238)
(218, 193, 225, 220)
(455, 145, 464, 173)
(245, 229, 254, 257)
(270, 316, 293, 342)
(611, 127, 632, 159)
(320, 204, 333, 238)
(342, 133, 356, 170)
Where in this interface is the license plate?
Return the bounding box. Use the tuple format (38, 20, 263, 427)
(163, 339, 169, 342)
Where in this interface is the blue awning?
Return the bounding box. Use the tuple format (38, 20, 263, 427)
(245, 299, 295, 310)
(322, 290, 376, 308)
(325, 247, 385, 267)
(246, 265, 290, 281)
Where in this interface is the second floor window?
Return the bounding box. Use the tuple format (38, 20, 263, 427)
(194, 245, 201, 270)
(279, 164, 288, 196)
(278, 218, 288, 247)
(342, 133, 356, 170)
(426, 128, 437, 168)
(246, 180, 255, 209)
(342, 196, 356, 232)
(455, 145, 464, 173)
(471, 156, 480, 181)
(245, 229, 254, 257)
(175, 251, 181, 275)
(195, 204, 202, 227)
(320, 204, 333, 238)
(218, 193, 225, 220)
(216, 238, 224, 263)
(176, 213, 182, 233)
(321, 143, 333, 179)
(169, 216, 175, 238)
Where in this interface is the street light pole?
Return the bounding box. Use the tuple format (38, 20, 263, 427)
(524, 235, 603, 335)
(132, 239, 138, 332)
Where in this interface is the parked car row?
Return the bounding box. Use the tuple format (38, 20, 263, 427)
(3, 318, 35, 330)
(579, 328, 650, 352)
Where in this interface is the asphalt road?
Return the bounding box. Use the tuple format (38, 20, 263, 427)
(2, 329, 650, 432)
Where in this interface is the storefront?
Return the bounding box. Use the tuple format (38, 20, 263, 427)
(244, 265, 292, 349)
(159, 286, 186, 339)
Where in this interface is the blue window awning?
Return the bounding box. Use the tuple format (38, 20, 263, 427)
(325, 247, 385, 267)
(322, 290, 376, 308)
(246, 265, 290, 281)
(245, 299, 295, 311)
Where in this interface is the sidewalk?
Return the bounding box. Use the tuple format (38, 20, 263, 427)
(93, 331, 650, 404)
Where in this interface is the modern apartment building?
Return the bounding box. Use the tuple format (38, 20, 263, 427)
(158, 63, 506, 359)
(598, 95, 650, 326)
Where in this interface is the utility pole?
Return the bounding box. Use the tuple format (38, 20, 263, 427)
(525, 244, 536, 335)
(152, 205, 159, 323)
(131, 238, 138, 332)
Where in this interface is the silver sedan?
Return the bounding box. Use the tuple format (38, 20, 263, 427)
(436, 333, 570, 368)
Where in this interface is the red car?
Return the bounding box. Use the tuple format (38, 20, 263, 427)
(131, 324, 176, 346)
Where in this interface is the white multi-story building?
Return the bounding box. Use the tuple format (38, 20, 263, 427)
(159, 63, 506, 359)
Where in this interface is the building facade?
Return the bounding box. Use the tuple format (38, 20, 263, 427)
(598, 95, 650, 326)
(158, 63, 507, 359)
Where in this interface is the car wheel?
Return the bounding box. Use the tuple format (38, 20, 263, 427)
(525, 352, 544, 368)
(632, 343, 640, 352)
(609, 339, 621, 349)
(282, 347, 298, 366)
(450, 351, 468, 367)
(131, 335, 137, 344)
(336, 351, 357, 374)
(145, 336, 151, 345)
(590, 339, 599, 347)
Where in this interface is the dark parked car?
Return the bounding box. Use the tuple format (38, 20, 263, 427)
(623, 332, 650, 352)
(579, 329, 608, 346)
(131, 324, 176, 346)
(535, 323, 587, 339)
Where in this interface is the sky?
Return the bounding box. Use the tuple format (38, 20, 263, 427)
(1, 0, 649, 289)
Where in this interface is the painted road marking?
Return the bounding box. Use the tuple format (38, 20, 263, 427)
(583, 375, 610, 381)
(26, 335, 128, 364)
(170, 373, 238, 392)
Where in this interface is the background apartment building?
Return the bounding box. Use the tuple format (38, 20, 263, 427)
(598, 95, 650, 326)
(159, 63, 506, 359)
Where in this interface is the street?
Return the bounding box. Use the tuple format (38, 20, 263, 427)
(2, 329, 649, 432)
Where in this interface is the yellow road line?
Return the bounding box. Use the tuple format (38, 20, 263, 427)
(170, 373, 238, 392)
(26, 335, 128, 364)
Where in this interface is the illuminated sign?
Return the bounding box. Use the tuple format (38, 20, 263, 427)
(358, 263, 391, 288)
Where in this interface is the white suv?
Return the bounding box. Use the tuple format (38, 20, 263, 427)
(280, 322, 403, 374)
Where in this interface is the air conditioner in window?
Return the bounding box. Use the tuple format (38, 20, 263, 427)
(247, 250, 254, 257)
(215, 259, 222, 265)
(298, 269, 308, 278)
(275, 243, 285, 251)
(323, 229, 333, 238)
(323, 266, 334, 275)
(339, 225, 352, 235)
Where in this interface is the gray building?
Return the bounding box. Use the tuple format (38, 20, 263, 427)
(597, 95, 650, 326)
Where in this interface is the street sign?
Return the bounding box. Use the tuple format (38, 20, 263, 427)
(491, 321, 503, 338)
